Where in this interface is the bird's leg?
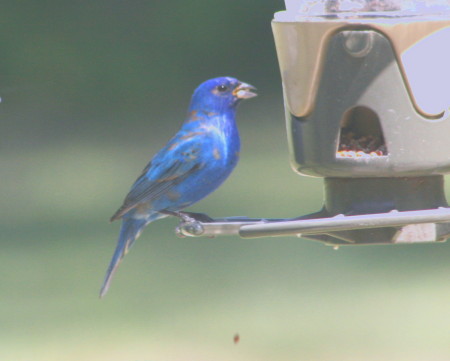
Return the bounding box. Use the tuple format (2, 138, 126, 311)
(178, 211, 214, 222)
(160, 210, 213, 223)
(160, 209, 188, 220)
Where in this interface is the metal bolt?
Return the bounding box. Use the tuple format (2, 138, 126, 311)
(342, 30, 374, 57)
(176, 221, 204, 237)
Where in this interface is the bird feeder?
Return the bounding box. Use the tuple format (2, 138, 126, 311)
(177, 0, 450, 245)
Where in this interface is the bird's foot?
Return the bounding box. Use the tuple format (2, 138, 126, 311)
(161, 210, 214, 223)
(161, 210, 213, 237)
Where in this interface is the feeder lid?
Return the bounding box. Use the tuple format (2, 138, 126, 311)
(276, 0, 450, 21)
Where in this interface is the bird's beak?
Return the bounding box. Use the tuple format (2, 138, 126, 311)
(233, 82, 257, 99)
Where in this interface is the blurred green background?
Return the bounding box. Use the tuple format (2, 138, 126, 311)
(1, 1, 450, 360)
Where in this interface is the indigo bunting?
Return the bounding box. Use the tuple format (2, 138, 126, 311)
(100, 77, 257, 297)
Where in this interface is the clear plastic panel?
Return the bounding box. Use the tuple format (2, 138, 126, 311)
(277, 0, 450, 21)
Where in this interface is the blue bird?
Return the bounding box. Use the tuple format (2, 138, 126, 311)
(100, 77, 257, 297)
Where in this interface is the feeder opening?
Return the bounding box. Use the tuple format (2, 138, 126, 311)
(337, 106, 388, 158)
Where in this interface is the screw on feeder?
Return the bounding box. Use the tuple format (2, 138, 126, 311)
(342, 31, 374, 57)
(175, 221, 204, 237)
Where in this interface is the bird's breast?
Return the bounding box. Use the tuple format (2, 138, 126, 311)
(212, 127, 240, 168)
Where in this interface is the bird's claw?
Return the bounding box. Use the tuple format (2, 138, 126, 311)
(161, 209, 208, 237)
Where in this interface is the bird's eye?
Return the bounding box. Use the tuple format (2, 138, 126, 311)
(217, 84, 228, 92)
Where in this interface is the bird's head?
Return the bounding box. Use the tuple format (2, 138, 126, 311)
(189, 77, 257, 114)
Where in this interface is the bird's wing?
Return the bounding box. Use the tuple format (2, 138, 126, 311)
(110, 132, 209, 221)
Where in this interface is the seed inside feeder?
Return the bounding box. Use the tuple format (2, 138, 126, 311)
(336, 106, 388, 158)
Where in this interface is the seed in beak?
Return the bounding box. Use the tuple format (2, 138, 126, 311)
(233, 83, 257, 99)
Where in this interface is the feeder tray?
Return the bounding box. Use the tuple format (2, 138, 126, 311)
(175, 207, 450, 245)
(175, 174, 450, 245)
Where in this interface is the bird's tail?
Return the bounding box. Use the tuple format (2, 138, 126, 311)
(99, 216, 148, 298)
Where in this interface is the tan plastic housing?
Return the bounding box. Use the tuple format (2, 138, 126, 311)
(272, 19, 450, 118)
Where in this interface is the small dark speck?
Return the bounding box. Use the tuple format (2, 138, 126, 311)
(233, 333, 240, 344)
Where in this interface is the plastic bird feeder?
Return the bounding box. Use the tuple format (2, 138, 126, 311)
(177, 0, 450, 245)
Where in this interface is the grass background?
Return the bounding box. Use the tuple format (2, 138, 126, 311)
(1, 1, 450, 360)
